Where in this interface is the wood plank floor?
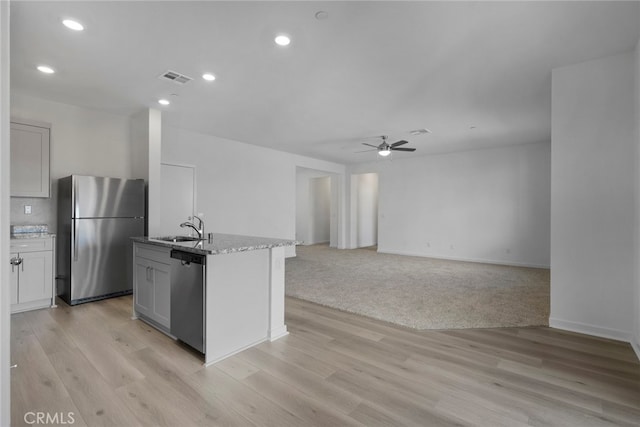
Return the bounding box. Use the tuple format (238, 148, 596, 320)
(10, 295, 640, 426)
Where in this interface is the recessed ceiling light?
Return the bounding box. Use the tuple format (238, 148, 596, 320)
(315, 11, 329, 20)
(37, 65, 55, 74)
(62, 19, 84, 31)
(410, 128, 432, 135)
(158, 99, 170, 106)
(202, 73, 216, 82)
(275, 35, 291, 46)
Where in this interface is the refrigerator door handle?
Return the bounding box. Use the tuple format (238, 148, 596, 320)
(73, 220, 78, 262)
(73, 177, 79, 219)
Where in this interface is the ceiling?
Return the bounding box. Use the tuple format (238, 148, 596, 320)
(10, 1, 640, 164)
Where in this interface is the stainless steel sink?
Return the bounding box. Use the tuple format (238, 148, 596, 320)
(154, 235, 202, 243)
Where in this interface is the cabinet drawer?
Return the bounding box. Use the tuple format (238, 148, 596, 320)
(135, 243, 171, 264)
(10, 237, 53, 253)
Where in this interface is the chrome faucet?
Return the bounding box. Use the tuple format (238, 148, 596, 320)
(180, 215, 204, 240)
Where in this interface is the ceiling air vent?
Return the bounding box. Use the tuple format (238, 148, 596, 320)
(159, 70, 193, 85)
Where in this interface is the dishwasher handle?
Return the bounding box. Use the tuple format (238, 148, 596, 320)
(170, 250, 206, 265)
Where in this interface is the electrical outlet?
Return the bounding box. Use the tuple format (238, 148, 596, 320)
(24, 205, 32, 214)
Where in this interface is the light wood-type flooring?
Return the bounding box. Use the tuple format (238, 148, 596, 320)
(10, 295, 640, 426)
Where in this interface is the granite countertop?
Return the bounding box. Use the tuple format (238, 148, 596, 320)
(132, 233, 299, 255)
(11, 232, 56, 240)
(10, 225, 54, 239)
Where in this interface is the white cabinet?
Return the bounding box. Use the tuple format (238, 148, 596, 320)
(10, 236, 55, 313)
(133, 243, 171, 330)
(10, 120, 51, 198)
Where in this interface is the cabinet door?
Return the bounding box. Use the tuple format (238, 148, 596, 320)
(134, 258, 153, 318)
(134, 257, 171, 328)
(10, 253, 19, 305)
(19, 251, 52, 303)
(151, 260, 171, 328)
(10, 122, 50, 197)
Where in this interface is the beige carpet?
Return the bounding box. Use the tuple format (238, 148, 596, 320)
(285, 244, 550, 330)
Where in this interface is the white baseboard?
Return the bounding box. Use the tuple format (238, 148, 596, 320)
(378, 249, 550, 269)
(549, 317, 632, 343)
(268, 326, 289, 341)
(204, 336, 268, 366)
(631, 336, 640, 362)
(303, 240, 330, 246)
(284, 245, 296, 258)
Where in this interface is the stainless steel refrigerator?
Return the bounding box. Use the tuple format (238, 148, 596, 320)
(57, 175, 145, 305)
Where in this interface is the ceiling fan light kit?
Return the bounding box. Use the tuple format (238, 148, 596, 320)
(361, 135, 417, 157)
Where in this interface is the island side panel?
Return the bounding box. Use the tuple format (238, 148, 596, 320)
(205, 249, 270, 365)
(268, 246, 288, 340)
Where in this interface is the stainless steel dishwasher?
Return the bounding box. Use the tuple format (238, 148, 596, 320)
(170, 250, 206, 353)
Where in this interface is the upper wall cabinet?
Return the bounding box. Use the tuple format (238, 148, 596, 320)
(11, 120, 51, 198)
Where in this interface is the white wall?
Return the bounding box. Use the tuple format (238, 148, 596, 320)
(350, 142, 551, 267)
(329, 176, 340, 247)
(160, 163, 195, 236)
(0, 1, 11, 423)
(9, 93, 133, 232)
(634, 39, 640, 358)
(11, 93, 133, 180)
(162, 125, 346, 254)
(354, 173, 378, 248)
(130, 108, 162, 236)
(551, 51, 636, 342)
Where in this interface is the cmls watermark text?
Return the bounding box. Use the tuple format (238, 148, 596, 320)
(24, 412, 75, 425)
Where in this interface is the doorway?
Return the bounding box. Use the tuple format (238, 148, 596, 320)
(351, 172, 379, 248)
(295, 167, 338, 247)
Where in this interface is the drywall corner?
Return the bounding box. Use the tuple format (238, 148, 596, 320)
(634, 37, 640, 361)
(0, 1, 10, 423)
(130, 108, 162, 236)
(130, 110, 150, 180)
(551, 51, 636, 342)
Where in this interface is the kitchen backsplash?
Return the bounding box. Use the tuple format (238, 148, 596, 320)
(10, 185, 58, 233)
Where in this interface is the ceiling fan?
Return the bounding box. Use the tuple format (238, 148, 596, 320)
(360, 135, 417, 157)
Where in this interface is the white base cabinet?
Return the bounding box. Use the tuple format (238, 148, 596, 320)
(131, 237, 291, 366)
(10, 236, 55, 313)
(133, 243, 171, 330)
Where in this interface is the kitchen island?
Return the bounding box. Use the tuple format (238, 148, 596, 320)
(131, 233, 298, 365)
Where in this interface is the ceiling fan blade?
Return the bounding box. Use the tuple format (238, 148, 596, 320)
(362, 143, 380, 148)
(391, 147, 416, 152)
(355, 149, 377, 153)
(390, 140, 409, 147)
